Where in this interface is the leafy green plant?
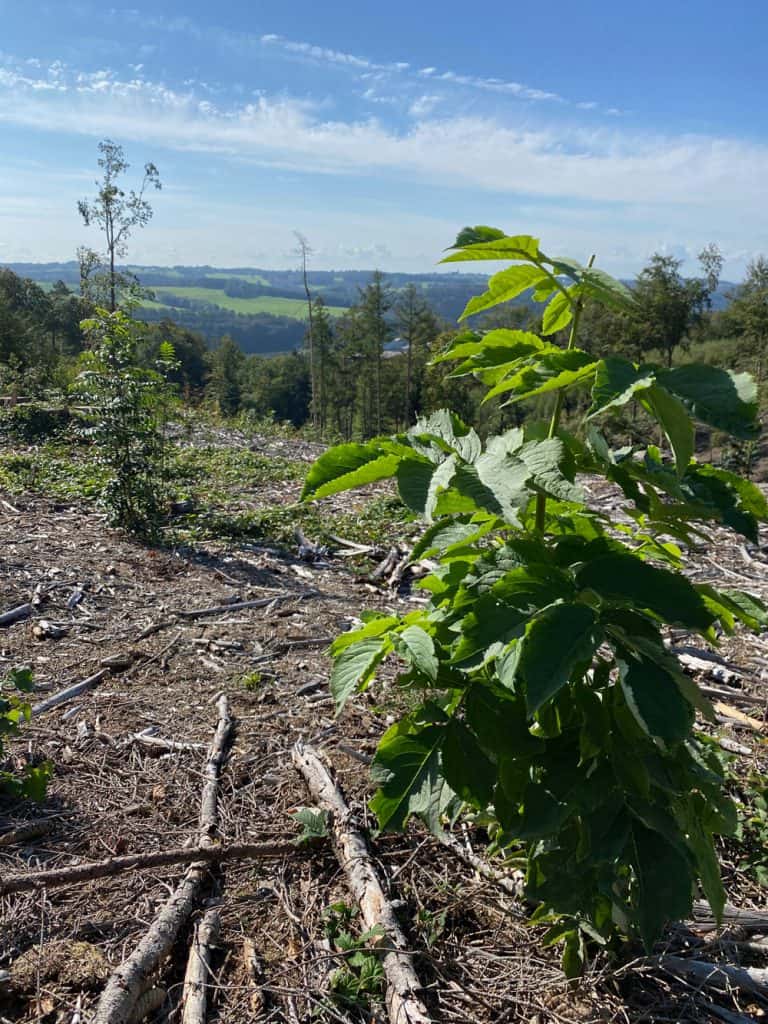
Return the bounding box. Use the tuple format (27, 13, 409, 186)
(321, 902, 385, 1012)
(1, 668, 50, 800)
(731, 768, 768, 885)
(75, 309, 177, 536)
(302, 228, 768, 971)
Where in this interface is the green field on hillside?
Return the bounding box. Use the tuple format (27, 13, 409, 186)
(152, 286, 347, 319)
(204, 272, 270, 285)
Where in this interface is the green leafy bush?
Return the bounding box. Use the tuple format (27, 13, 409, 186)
(0, 404, 71, 444)
(75, 309, 176, 536)
(303, 229, 768, 971)
(1, 668, 50, 800)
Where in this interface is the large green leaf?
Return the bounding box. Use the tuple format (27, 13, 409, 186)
(441, 719, 496, 806)
(519, 438, 584, 503)
(370, 722, 453, 832)
(302, 442, 402, 500)
(396, 457, 437, 513)
(542, 284, 580, 335)
(437, 329, 549, 373)
(441, 232, 541, 264)
(576, 553, 715, 631)
(330, 615, 399, 657)
(502, 602, 600, 713)
(484, 348, 595, 403)
(473, 448, 531, 524)
(459, 265, 551, 320)
(589, 357, 655, 416)
(658, 365, 759, 440)
(330, 635, 391, 712)
(640, 385, 694, 477)
(618, 657, 693, 745)
(397, 626, 438, 682)
(580, 267, 638, 313)
(631, 822, 693, 951)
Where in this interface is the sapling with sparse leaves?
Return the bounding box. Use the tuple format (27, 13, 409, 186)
(302, 227, 768, 973)
(75, 308, 177, 536)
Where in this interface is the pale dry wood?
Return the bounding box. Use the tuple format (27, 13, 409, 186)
(242, 938, 266, 1016)
(180, 906, 220, 1024)
(292, 741, 433, 1024)
(91, 695, 234, 1024)
(173, 591, 318, 620)
(713, 702, 766, 733)
(0, 840, 297, 896)
(658, 955, 768, 997)
(691, 900, 768, 931)
(129, 732, 208, 755)
(31, 668, 109, 716)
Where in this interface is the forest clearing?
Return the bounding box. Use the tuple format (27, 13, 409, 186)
(3, 414, 768, 1023)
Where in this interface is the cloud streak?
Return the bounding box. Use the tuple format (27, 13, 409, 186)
(0, 53, 762, 213)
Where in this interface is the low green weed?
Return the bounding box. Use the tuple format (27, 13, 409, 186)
(1, 668, 50, 801)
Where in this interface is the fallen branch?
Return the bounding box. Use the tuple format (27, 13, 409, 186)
(173, 591, 319, 620)
(129, 732, 208, 755)
(31, 668, 109, 717)
(0, 839, 297, 896)
(714, 702, 766, 733)
(0, 603, 32, 628)
(292, 741, 433, 1024)
(691, 900, 768, 932)
(436, 830, 525, 904)
(242, 939, 267, 1016)
(0, 812, 74, 849)
(181, 906, 220, 1024)
(92, 695, 234, 1024)
(658, 955, 768, 998)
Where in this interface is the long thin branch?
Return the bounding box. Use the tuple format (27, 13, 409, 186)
(91, 695, 234, 1024)
(0, 840, 298, 896)
(31, 669, 109, 716)
(293, 741, 433, 1024)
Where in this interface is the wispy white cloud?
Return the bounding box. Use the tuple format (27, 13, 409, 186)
(0, 54, 762, 215)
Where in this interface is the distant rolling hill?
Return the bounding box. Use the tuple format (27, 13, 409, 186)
(3, 260, 737, 355)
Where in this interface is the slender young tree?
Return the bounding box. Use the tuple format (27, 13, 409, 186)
(294, 232, 319, 431)
(357, 271, 392, 436)
(395, 283, 441, 425)
(78, 140, 161, 312)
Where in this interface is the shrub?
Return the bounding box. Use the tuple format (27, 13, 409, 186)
(75, 309, 176, 536)
(303, 228, 768, 971)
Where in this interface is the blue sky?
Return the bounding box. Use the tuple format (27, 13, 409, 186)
(1, 0, 767, 277)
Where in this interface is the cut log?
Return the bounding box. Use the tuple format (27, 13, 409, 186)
(292, 741, 433, 1024)
(92, 695, 234, 1024)
(0, 603, 32, 627)
(181, 906, 220, 1024)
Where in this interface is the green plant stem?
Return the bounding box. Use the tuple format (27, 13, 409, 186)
(535, 255, 595, 533)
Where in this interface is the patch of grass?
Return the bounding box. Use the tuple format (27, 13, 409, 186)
(149, 287, 347, 320)
(169, 445, 306, 503)
(239, 671, 263, 691)
(180, 494, 412, 550)
(204, 272, 270, 286)
(0, 446, 107, 500)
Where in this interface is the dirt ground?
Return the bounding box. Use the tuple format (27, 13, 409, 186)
(3, 437, 768, 1024)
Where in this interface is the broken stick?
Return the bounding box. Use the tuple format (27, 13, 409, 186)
(31, 668, 109, 717)
(292, 741, 433, 1024)
(0, 839, 298, 896)
(181, 905, 221, 1024)
(92, 695, 234, 1024)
